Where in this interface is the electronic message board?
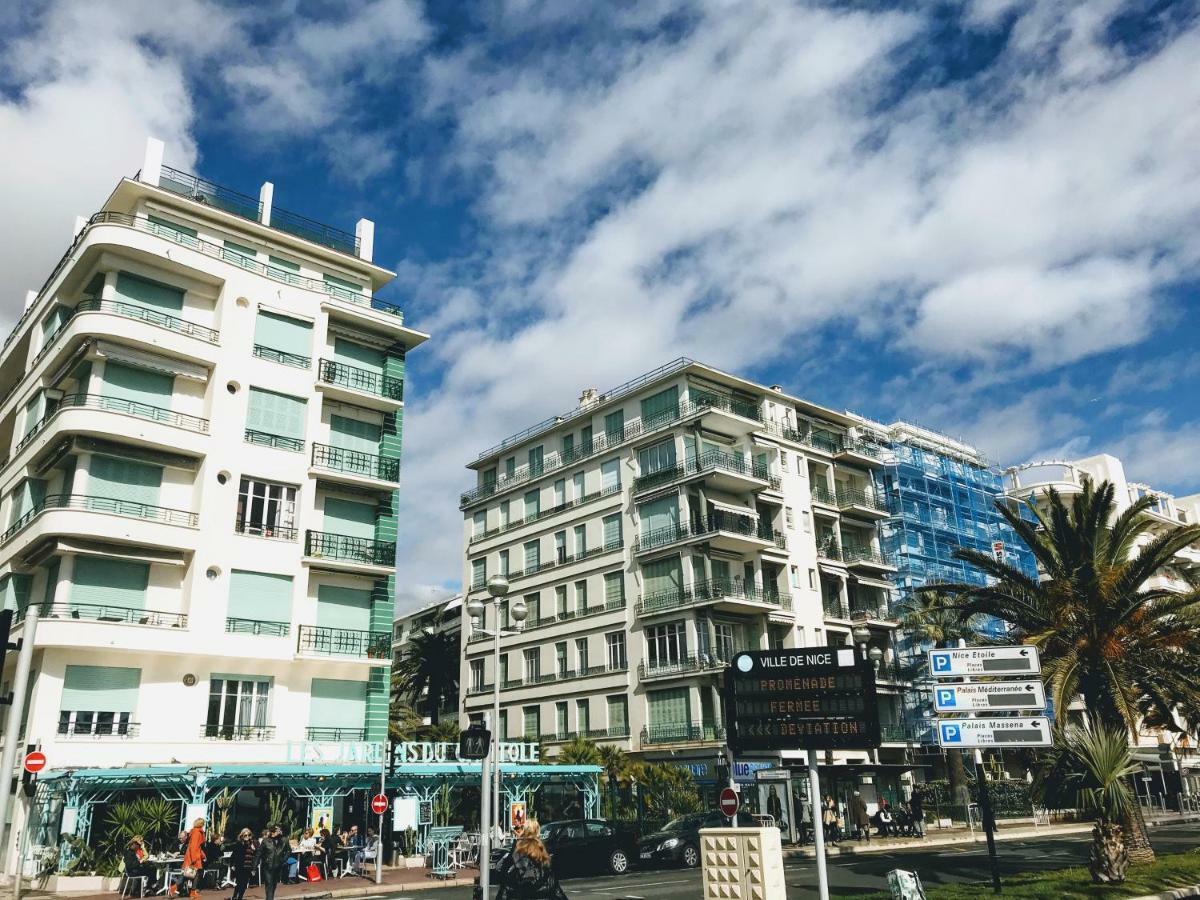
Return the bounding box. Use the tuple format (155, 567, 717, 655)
(724, 648, 881, 752)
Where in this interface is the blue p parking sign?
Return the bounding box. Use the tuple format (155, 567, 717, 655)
(936, 688, 957, 708)
(940, 723, 962, 744)
(931, 652, 952, 673)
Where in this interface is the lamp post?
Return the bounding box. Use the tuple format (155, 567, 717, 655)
(466, 576, 526, 898)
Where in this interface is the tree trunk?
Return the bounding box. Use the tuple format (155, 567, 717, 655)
(948, 749, 971, 819)
(1123, 785, 1156, 865)
(1089, 820, 1129, 883)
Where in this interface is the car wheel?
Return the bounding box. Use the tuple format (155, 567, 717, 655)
(681, 843, 700, 868)
(609, 849, 629, 874)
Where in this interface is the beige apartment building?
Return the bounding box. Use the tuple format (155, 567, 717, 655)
(457, 358, 916, 803)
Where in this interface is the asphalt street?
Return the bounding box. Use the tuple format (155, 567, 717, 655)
(379, 822, 1200, 900)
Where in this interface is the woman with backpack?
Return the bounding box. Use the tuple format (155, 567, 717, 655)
(495, 820, 568, 900)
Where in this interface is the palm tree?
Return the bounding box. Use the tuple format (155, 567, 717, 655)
(556, 737, 603, 766)
(392, 619, 460, 725)
(597, 744, 632, 819)
(1037, 721, 1139, 883)
(929, 479, 1200, 863)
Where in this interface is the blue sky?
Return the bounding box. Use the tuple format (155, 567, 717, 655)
(2, 0, 1198, 610)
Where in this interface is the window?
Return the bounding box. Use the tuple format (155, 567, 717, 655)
(638, 438, 676, 477)
(237, 477, 298, 538)
(501, 709, 511, 741)
(781, 452, 789, 472)
(602, 513, 622, 548)
(115, 271, 185, 312)
(562, 434, 574, 459)
(524, 648, 540, 680)
(574, 579, 587, 609)
(473, 510, 485, 536)
(647, 622, 686, 668)
(253, 310, 312, 366)
(647, 687, 690, 731)
(638, 495, 679, 539)
(524, 489, 539, 519)
(59, 665, 140, 736)
(601, 459, 620, 492)
(604, 571, 624, 606)
(607, 695, 628, 734)
(227, 570, 292, 628)
(790, 566, 800, 588)
(770, 630, 784, 650)
(246, 387, 306, 447)
(604, 410, 624, 439)
(469, 659, 485, 692)
(606, 632, 627, 670)
(574, 524, 586, 556)
(785, 507, 794, 529)
(499, 654, 509, 684)
(523, 540, 539, 571)
(71, 557, 149, 613)
(802, 510, 812, 533)
(267, 255, 300, 276)
(204, 675, 271, 739)
(572, 472, 584, 501)
(714, 623, 737, 661)
(500, 500, 510, 528)
(640, 386, 679, 426)
(556, 701, 568, 736)
(483, 467, 497, 487)
(523, 706, 540, 738)
(498, 549, 510, 576)
(524, 593, 540, 623)
(554, 479, 565, 508)
(556, 642, 568, 677)
(576, 699, 590, 733)
(797, 626, 807, 648)
(581, 425, 593, 451)
(554, 531, 567, 563)
(808, 568, 817, 590)
(528, 445, 544, 476)
(576, 638, 589, 672)
(555, 584, 568, 617)
(643, 556, 682, 599)
(504, 457, 516, 479)
(471, 559, 486, 587)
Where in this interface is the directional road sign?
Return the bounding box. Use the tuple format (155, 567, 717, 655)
(933, 681, 1046, 712)
(725, 648, 880, 752)
(929, 646, 1040, 677)
(936, 717, 1053, 748)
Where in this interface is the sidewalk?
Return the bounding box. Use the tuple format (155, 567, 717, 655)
(783, 810, 1200, 858)
(23, 864, 481, 900)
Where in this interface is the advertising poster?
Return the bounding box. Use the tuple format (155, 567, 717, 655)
(310, 805, 334, 833)
(509, 801, 527, 833)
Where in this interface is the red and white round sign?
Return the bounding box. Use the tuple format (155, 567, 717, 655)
(370, 794, 388, 815)
(24, 751, 47, 774)
(718, 787, 739, 818)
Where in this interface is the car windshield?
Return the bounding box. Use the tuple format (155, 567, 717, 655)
(663, 814, 703, 832)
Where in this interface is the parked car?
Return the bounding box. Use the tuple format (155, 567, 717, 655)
(637, 810, 757, 868)
(490, 818, 637, 879)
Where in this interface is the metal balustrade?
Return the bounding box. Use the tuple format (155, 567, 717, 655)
(253, 344, 311, 369)
(311, 442, 399, 482)
(837, 487, 888, 513)
(843, 545, 894, 567)
(244, 429, 304, 452)
(544, 727, 633, 743)
(16, 394, 210, 454)
(633, 513, 776, 553)
(633, 448, 772, 494)
(468, 485, 621, 544)
(317, 359, 403, 401)
(297, 624, 391, 659)
(2, 494, 197, 543)
(234, 518, 298, 541)
(637, 578, 785, 615)
(637, 653, 734, 680)
(225, 617, 291, 636)
(640, 723, 726, 745)
(465, 598, 626, 642)
(304, 530, 396, 566)
(200, 724, 276, 741)
(29, 603, 187, 628)
(306, 727, 367, 741)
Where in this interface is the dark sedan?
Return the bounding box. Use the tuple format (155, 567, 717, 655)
(637, 810, 757, 868)
(490, 818, 636, 879)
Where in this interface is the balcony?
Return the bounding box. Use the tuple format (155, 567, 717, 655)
(304, 530, 395, 573)
(244, 429, 304, 452)
(810, 484, 840, 514)
(311, 442, 399, 486)
(817, 537, 843, 563)
(200, 724, 277, 741)
(633, 513, 775, 556)
(466, 597, 626, 644)
(306, 727, 367, 741)
(297, 624, 391, 660)
(317, 359, 403, 409)
(843, 545, 897, 572)
(641, 723, 726, 746)
(2, 494, 198, 544)
(633, 448, 775, 496)
(469, 485, 621, 545)
(637, 577, 787, 617)
(58, 713, 138, 738)
(234, 518, 298, 541)
(835, 439, 885, 468)
(254, 344, 311, 369)
(75, 298, 219, 343)
(545, 727, 633, 744)
(637, 653, 730, 681)
(225, 617, 291, 637)
(836, 487, 890, 520)
(30, 603, 187, 628)
(157, 165, 360, 257)
(17, 393, 210, 456)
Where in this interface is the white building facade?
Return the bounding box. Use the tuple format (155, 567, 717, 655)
(458, 359, 913, 804)
(0, 139, 427, 855)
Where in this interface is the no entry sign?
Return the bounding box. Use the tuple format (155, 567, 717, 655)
(719, 787, 739, 818)
(371, 794, 388, 815)
(23, 751, 46, 774)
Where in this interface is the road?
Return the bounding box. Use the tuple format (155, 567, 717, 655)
(382, 822, 1200, 899)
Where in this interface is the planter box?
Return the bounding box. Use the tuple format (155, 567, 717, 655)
(44, 874, 122, 893)
(403, 855, 426, 869)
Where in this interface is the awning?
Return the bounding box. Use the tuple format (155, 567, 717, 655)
(708, 499, 756, 516)
(852, 576, 893, 590)
(94, 340, 208, 382)
(53, 538, 188, 567)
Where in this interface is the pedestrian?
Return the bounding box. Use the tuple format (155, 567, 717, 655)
(910, 787, 925, 838)
(495, 820, 568, 900)
(253, 824, 289, 900)
(822, 796, 839, 845)
(229, 829, 255, 900)
(123, 837, 159, 893)
(177, 817, 206, 899)
(877, 798, 894, 838)
(852, 792, 871, 843)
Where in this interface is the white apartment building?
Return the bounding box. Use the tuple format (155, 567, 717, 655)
(0, 138, 427, 857)
(1004, 453, 1200, 795)
(458, 358, 914, 804)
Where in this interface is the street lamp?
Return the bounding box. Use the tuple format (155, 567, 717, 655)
(466, 575, 526, 898)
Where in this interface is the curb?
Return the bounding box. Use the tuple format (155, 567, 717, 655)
(1131, 887, 1200, 900)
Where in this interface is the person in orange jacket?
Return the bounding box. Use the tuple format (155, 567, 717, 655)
(175, 818, 206, 899)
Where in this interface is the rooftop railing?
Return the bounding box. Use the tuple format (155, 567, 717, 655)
(317, 358, 403, 401)
(304, 529, 396, 567)
(2, 493, 197, 544)
(311, 442, 399, 482)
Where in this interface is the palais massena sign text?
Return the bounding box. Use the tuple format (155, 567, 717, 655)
(286, 741, 541, 765)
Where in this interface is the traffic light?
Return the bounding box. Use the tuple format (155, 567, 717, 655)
(459, 723, 491, 760)
(0, 610, 15, 704)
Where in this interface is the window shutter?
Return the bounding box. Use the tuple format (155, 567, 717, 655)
(228, 570, 293, 623)
(330, 415, 381, 455)
(604, 572, 624, 605)
(637, 495, 679, 537)
(246, 388, 307, 439)
(322, 497, 377, 539)
(601, 460, 620, 492)
(640, 386, 679, 427)
(333, 338, 384, 376)
(254, 311, 313, 357)
(607, 695, 628, 731)
(603, 514, 621, 547)
(316, 585, 372, 631)
(309, 678, 367, 729)
(523, 540, 540, 571)
(643, 556, 682, 597)
(648, 688, 690, 727)
(115, 272, 185, 312)
(102, 362, 174, 409)
(61, 665, 140, 713)
(88, 455, 162, 506)
(71, 557, 149, 611)
(524, 490, 539, 519)
(604, 410, 624, 438)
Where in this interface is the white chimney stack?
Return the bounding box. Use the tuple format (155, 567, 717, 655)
(141, 137, 165, 186)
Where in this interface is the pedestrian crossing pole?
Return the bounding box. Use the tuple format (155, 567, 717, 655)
(807, 749, 830, 900)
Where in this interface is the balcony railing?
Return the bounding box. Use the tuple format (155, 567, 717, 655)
(234, 517, 298, 541)
(311, 442, 399, 482)
(317, 359, 403, 401)
(811, 484, 838, 506)
(466, 597, 626, 643)
(2, 494, 197, 544)
(470, 662, 628, 693)
(544, 726, 632, 743)
(253, 344, 311, 369)
(304, 530, 396, 566)
(17, 393, 210, 454)
(244, 429, 304, 452)
(817, 537, 842, 560)
(58, 714, 138, 738)
(641, 723, 726, 745)
(637, 653, 732, 680)
(637, 577, 785, 615)
(633, 513, 775, 553)
(469, 485, 621, 544)
(28, 603, 187, 628)
(843, 545, 893, 567)
(44, 298, 220, 356)
(226, 617, 291, 636)
(271, 205, 360, 256)
(306, 727, 367, 741)
(633, 448, 773, 494)
(201, 724, 276, 741)
(837, 488, 888, 513)
(297, 624, 391, 659)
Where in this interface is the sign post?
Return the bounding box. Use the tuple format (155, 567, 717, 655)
(725, 647, 880, 900)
